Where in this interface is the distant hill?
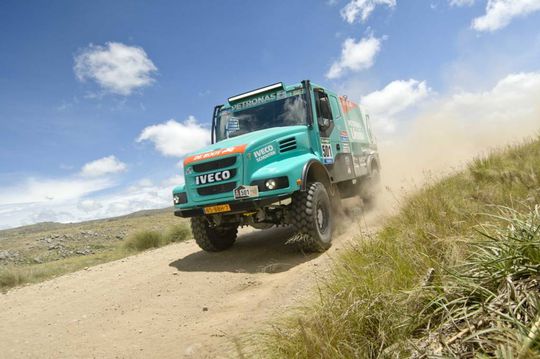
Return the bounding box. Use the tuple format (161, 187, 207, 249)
(0, 207, 174, 237)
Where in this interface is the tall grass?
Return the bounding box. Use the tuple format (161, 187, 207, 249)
(124, 230, 164, 251)
(167, 224, 192, 243)
(414, 206, 540, 357)
(255, 137, 540, 358)
(123, 224, 192, 252)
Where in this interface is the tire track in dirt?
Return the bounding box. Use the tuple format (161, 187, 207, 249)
(0, 206, 384, 359)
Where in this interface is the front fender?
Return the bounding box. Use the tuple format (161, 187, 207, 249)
(172, 184, 185, 194)
(250, 152, 320, 192)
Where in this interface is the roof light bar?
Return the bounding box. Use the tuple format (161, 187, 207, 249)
(228, 82, 283, 103)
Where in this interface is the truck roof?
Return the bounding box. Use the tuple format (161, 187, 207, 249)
(222, 80, 331, 109)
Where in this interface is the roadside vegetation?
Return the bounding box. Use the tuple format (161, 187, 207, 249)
(0, 210, 191, 292)
(256, 136, 540, 358)
(123, 224, 191, 251)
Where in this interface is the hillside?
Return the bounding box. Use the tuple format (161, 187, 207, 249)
(256, 136, 540, 358)
(0, 207, 190, 290)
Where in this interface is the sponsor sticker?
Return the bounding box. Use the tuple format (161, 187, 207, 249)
(253, 144, 276, 162)
(183, 144, 246, 166)
(233, 185, 259, 199)
(321, 138, 334, 164)
(227, 118, 240, 131)
(340, 130, 349, 142)
(347, 119, 368, 142)
(341, 143, 351, 153)
(231, 89, 305, 111)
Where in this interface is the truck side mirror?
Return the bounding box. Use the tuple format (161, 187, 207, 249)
(319, 116, 330, 129)
(315, 90, 333, 132)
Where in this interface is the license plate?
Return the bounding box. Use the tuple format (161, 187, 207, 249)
(203, 204, 231, 214)
(234, 185, 259, 199)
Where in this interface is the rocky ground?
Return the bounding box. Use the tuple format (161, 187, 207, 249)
(0, 208, 180, 267)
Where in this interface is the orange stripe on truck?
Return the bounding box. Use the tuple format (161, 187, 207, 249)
(183, 144, 247, 166)
(339, 96, 358, 114)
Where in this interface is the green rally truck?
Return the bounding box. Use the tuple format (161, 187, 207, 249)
(173, 80, 380, 252)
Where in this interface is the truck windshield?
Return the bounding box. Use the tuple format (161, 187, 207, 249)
(215, 92, 307, 141)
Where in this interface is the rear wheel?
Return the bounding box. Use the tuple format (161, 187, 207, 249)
(360, 166, 381, 207)
(290, 182, 333, 252)
(191, 217, 238, 252)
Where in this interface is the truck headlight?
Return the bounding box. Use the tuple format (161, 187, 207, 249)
(251, 176, 289, 192)
(265, 179, 277, 190)
(173, 192, 187, 205)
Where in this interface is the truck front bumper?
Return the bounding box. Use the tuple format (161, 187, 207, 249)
(174, 194, 291, 218)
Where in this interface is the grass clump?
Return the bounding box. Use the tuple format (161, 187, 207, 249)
(166, 224, 191, 243)
(0, 266, 29, 289)
(123, 224, 191, 252)
(256, 136, 540, 358)
(415, 206, 540, 357)
(124, 230, 164, 251)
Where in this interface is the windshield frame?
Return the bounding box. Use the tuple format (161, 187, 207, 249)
(213, 87, 309, 143)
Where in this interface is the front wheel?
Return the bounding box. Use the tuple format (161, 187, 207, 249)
(191, 217, 238, 252)
(290, 182, 333, 252)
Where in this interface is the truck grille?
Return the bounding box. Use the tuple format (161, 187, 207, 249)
(279, 137, 297, 152)
(197, 182, 237, 196)
(192, 157, 236, 173)
(188, 155, 240, 200)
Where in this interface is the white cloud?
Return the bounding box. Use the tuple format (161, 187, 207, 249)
(77, 199, 103, 212)
(74, 42, 157, 95)
(449, 0, 475, 6)
(436, 71, 540, 123)
(0, 173, 182, 229)
(137, 116, 211, 157)
(327, 35, 382, 79)
(341, 0, 396, 23)
(0, 177, 113, 206)
(472, 0, 540, 32)
(80, 155, 127, 177)
(360, 79, 431, 132)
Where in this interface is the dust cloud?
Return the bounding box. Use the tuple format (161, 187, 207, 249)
(373, 99, 540, 215)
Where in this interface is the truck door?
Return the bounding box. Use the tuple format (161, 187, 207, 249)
(314, 89, 336, 165)
(314, 89, 355, 182)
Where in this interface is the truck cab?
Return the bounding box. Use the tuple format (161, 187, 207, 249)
(173, 80, 380, 252)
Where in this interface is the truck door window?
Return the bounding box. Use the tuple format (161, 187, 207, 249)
(315, 90, 334, 137)
(329, 95, 342, 119)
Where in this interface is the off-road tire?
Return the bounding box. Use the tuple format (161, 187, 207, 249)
(290, 182, 333, 252)
(191, 217, 238, 252)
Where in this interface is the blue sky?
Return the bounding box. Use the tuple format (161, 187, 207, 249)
(1, 0, 540, 228)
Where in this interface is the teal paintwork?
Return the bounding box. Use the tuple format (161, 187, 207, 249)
(173, 80, 378, 213)
(173, 125, 314, 209)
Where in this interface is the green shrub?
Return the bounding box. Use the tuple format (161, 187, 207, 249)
(166, 224, 191, 243)
(124, 230, 163, 251)
(0, 266, 28, 290)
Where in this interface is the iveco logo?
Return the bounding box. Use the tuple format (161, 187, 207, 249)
(195, 170, 231, 185)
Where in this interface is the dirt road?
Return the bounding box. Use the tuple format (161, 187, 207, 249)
(0, 210, 381, 359)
